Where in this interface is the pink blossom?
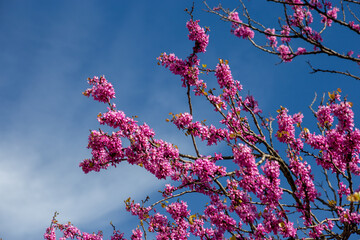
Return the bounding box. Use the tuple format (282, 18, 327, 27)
(162, 184, 177, 197)
(233, 25, 255, 39)
(276, 107, 298, 144)
(304, 132, 327, 150)
(338, 182, 350, 197)
(316, 105, 334, 128)
(309, 223, 324, 238)
(186, 19, 209, 53)
(229, 12, 241, 28)
(126, 201, 151, 220)
(172, 112, 193, 129)
(310, 0, 322, 8)
(332, 101, 354, 132)
(44, 227, 56, 240)
(204, 204, 237, 235)
(277, 45, 293, 62)
(83, 76, 116, 103)
(166, 201, 190, 220)
(229, 12, 254, 39)
(302, 26, 323, 42)
(349, 21, 360, 32)
(337, 207, 360, 224)
(321, 7, 339, 26)
(130, 229, 143, 240)
(44, 221, 103, 240)
(296, 47, 306, 55)
(111, 231, 125, 240)
(191, 158, 226, 182)
(326, 219, 334, 230)
(280, 221, 297, 238)
(265, 28, 278, 48)
(213, 152, 223, 161)
(212, 5, 221, 11)
(148, 213, 169, 236)
(215, 62, 234, 89)
(206, 124, 229, 146)
(157, 52, 206, 96)
(281, 25, 291, 43)
(189, 217, 208, 238)
(215, 61, 242, 101)
(233, 144, 258, 176)
(208, 94, 226, 111)
(227, 179, 258, 224)
(243, 95, 262, 114)
(260, 160, 283, 207)
(290, 157, 318, 202)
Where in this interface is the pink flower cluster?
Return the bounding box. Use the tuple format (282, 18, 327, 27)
(261, 160, 283, 207)
(277, 45, 293, 62)
(80, 89, 181, 179)
(130, 229, 142, 240)
(171, 112, 229, 146)
(44, 221, 104, 240)
(243, 95, 262, 114)
(186, 19, 209, 53)
(171, 112, 193, 130)
(227, 179, 258, 226)
(157, 19, 209, 95)
(125, 198, 151, 220)
(285, 0, 314, 27)
(215, 62, 235, 89)
(281, 25, 291, 43)
(167, 201, 190, 220)
(337, 206, 360, 224)
(208, 94, 226, 111)
(204, 198, 236, 237)
(148, 213, 169, 237)
(191, 158, 226, 182)
(265, 28, 277, 48)
(214, 61, 243, 101)
(289, 156, 318, 203)
(162, 183, 177, 197)
(158, 53, 206, 95)
(276, 107, 303, 147)
(338, 182, 350, 197)
(296, 47, 306, 55)
(80, 130, 124, 173)
(303, 95, 360, 175)
(321, 7, 339, 26)
(83, 76, 115, 103)
(349, 21, 360, 32)
(229, 12, 254, 39)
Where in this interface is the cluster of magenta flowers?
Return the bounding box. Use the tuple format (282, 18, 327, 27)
(186, 19, 209, 54)
(303, 94, 360, 175)
(83, 76, 116, 103)
(229, 12, 255, 39)
(44, 217, 105, 240)
(47, 15, 359, 240)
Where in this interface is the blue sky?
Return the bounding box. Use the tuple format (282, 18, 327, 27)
(0, 1, 359, 239)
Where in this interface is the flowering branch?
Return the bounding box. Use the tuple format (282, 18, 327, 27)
(205, 0, 360, 81)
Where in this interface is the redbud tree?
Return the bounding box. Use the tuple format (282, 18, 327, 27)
(45, 1, 360, 239)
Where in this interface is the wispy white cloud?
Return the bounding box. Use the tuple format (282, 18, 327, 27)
(0, 126, 163, 239)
